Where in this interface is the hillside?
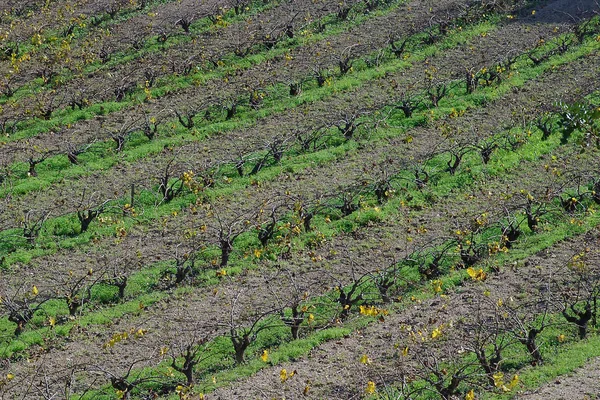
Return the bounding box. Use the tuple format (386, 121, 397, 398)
(1, 0, 600, 399)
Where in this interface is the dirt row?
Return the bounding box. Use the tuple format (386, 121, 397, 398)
(3, 190, 598, 398)
(1, 1, 599, 397)
(3, 27, 599, 290)
(207, 229, 600, 400)
(38, 0, 597, 115)
(0, 0, 388, 117)
(2, 121, 598, 396)
(519, 357, 600, 399)
(2, 27, 599, 281)
(0, 0, 214, 87)
(0, 0, 535, 158)
(0, 5, 589, 227)
(0, 0, 97, 28)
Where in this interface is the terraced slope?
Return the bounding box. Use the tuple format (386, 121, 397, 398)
(1, 0, 600, 399)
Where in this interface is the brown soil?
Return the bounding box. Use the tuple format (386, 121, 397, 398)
(2, 127, 598, 398)
(518, 357, 600, 399)
(1, 4, 591, 224)
(3, 39, 599, 284)
(1, 0, 600, 398)
(208, 230, 600, 399)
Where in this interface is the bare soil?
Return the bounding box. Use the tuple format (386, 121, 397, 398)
(1, 3, 591, 223)
(518, 357, 600, 399)
(1, 0, 600, 398)
(209, 230, 600, 399)
(3, 38, 599, 285)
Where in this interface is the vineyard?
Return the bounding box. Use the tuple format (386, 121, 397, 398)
(0, 0, 600, 398)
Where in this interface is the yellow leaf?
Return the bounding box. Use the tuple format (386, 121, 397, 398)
(48, 317, 56, 327)
(212, 376, 217, 384)
(466, 267, 487, 281)
(557, 334, 566, 343)
(6, 373, 14, 381)
(254, 248, 262, 258)
(365, 381, 376, 394)
(32, 285, 39, 296)
(508, 374, 519, 389)
(359, 305, 374, 316)
(493, 372, 504, 388)
(307, 313, 314, 324)
(261, 350, 269, 362)
(280, 368, 288, 383)
(402, 346, 409, 357)
(465, 389, 475, 400)
(359, 354, 371, 365)
(431, 327, 443, 339)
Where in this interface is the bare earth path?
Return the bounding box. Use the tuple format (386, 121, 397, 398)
(209, 230, 600, 399)
(516, 357, 600, 400)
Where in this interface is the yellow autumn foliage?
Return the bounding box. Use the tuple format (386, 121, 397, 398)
(365, 381, 376, 394)
(466, 267, 487, 281)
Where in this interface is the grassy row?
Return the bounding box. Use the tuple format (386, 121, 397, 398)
(381, 247, 600, 400)
(1, 0, 542, 146)
(1, 9, 583, 208)
(1, 25, 597, 269)
(1, 14, 508, 195)
(0, 0, 407, 114)
(2, 137, 597, 398)
(67, 191, 600, 399)
(1, 81, 597, 362)
(0, 0, 288, 104)
(28, 179, 590, 398)
(486, 336, 600, 399)
(0, 14, 514, 252)
(6, 8, 592, 192)
(2, 0, 597, 398)
(2, 12, 509, 183)
(375, 307, 600, 399)
(0, 0, 596, 362)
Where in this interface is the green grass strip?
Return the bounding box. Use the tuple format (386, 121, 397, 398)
(1, 24, 596, 268)
(68, 207, 600, 400)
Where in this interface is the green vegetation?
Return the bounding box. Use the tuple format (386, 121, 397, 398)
(1, 0, 600, 399)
